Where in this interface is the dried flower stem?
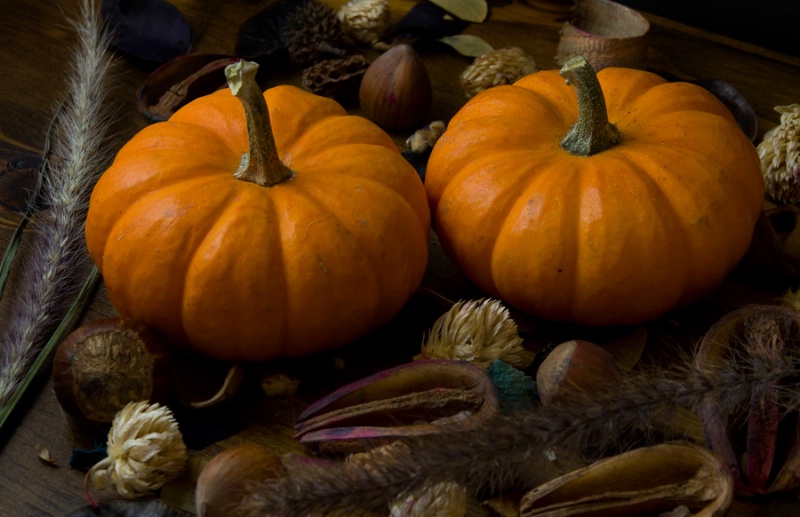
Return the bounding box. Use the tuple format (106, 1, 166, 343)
(0, 0, 115, 424)
(239, 350, 800, 515)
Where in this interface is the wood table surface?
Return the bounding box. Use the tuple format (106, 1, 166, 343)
(1, 0, 799, 515)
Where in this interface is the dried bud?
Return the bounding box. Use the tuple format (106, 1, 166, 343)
(459, 47, 538, 98)
(285, 0, 346, 65)
(406, 120, 446, 153)
(758, 104, 800, 204)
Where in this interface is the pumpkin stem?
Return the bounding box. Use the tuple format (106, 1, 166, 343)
(559, 56, 621, 157)
(225, 60, 294, 186)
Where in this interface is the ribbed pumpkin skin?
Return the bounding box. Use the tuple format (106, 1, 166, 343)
(425, 68, 764, 326)
(86, 85, 430, 361)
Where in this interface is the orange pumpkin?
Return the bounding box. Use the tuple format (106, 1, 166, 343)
(86, 61, 430, 361)
(425, 57, 764, 326)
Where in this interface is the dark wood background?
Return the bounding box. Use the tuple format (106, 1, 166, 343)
(1, 0, 799, 515)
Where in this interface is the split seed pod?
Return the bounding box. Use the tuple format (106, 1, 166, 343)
(359, 44, 432, 131)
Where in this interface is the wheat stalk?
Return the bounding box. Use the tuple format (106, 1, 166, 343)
(0, 0, 115, 422)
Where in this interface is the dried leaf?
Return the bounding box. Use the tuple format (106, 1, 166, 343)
(102, 0, 192, 64)
(429, 0, 488, 22)
(437, 34, 493, 57)
(387, 2, 469, 40)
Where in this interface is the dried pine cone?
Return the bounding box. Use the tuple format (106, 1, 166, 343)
(301, 54, 370, 102)
(460, 47, 538, 98)
(758, 104, 800, 204)
(337, 0, 391, 47)
(285, 0, 346, 65)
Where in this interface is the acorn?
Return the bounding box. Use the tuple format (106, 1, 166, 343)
(535, 339, 624, 407)
(358, 44, 432, 131)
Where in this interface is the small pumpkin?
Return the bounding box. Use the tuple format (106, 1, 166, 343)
(425, 56, 764, 326)
(85, 60, 430, 361)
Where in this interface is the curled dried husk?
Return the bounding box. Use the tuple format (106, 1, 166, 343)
(460, 47, 538, 98)
(294, 359, 499, 453)
(136, 54, 240, 122)
(696, 304, 800, 496)
(758, 104, 800, 205)
(520, 443, 733, 516)
(555, 0, 650, 71)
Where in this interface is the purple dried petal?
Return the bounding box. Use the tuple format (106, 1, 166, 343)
(384, 2, 470, 41)
(693, 79, 759, 142)
(102, 0, 192, 64)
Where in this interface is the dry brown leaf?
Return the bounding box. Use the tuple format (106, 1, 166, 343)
(438, 34, 493, 57)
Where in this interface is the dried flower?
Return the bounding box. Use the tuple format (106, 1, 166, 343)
(416, 298, 534, 369)
(337, 0, 391, 47)
(758, 104, 800, 204)
(459, 47, 538, 98)
(85, 401, 187, 501)
(406, 120, 446, 153)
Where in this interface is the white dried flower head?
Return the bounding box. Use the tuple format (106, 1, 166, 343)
(459, 47, 538, 98)
(758, 104, 800, 204)
(337, 0, 391, 46)
(416, 298, 534, 369)
(86, 401, 187, 499)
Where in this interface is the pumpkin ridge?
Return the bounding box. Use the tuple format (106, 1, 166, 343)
(180, 186, 290, 359)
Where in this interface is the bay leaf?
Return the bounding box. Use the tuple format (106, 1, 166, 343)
(430, 0, 489, 23)
(437, 34, 494, 57)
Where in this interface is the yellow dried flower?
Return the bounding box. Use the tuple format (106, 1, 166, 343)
(758, 104, 800, 204)
(85, 401, 187, 500)
(337, 0, 391, 47)
(459, 47, 538, 98)
(416, 298, 534, 369)
(406, 120, 446, 153)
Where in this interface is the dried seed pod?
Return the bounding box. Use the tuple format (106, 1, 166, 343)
(294, 359, 499, 453)
(555, 0, 650, 71)
(196, 444, 287, 517)
(52, 318, 172, 424)
(337, 0, 391, 47)
(520, 443, 734, 516)
(359, 44, 432, 131)
(696, 304, 800, 496)
(301, 54, 370, 102)
(535, 339, 623, 407)
(758, 104, 800, 205)
(459, 47, 538, 98)
(285, 0, 346, 65)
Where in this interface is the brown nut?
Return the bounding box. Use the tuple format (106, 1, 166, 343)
(51, 318, 172, 424)
(358, 44, 432, 131)
(535, 339, 624, 407)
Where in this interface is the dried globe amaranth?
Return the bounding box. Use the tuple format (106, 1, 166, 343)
(337, 0, 391, 47)
(758, 104, 800, 205)
(85, 401, 187, 501)
(459, 47, 538, 98)
(415, 298, 535, 369)
(285, 0, 346, 65)
(301, 54, 370, 102)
